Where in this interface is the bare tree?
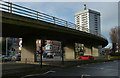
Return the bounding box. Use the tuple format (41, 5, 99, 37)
(118, 26, 120, 52)
(109, 26, 118, 53)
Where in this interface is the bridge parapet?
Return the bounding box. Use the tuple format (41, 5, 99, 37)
(0, 0, 106, 40)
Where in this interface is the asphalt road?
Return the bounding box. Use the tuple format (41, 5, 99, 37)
(23, 60, 120, 78)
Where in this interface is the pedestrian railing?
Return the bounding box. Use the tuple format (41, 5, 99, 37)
(0, 0, 106, 39)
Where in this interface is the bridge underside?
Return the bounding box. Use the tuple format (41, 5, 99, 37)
(1, 11, 108, 62)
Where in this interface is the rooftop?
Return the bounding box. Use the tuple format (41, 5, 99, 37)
(75, 9, 100, 16)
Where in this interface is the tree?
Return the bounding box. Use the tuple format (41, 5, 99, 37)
(109, 26, 119, 53)
(118, 26, 120, 52)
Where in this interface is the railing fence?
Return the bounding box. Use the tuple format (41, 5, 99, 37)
(0, 0, 106, 39)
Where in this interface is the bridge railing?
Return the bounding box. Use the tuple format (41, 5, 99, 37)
(0, 0, 76, 28)
(0, 0, 106, 40)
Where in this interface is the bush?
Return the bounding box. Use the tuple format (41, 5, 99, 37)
(109, 52, 120, 56)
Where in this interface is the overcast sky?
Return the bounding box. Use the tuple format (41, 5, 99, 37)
(6, 1, 118, 48)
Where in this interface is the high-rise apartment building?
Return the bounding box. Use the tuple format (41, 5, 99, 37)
(75, 9, 101, 34)
(75, 6, 102, 56)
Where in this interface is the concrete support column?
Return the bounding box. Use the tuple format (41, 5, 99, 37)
(92, 46, 99, 56)
(21, 37, 36, 62)
(64, 42, 75, 60)
(98, 45, 102, 55)
(84, 45, 92, 56)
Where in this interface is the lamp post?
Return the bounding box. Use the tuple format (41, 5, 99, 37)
(6, 37, 8, 56)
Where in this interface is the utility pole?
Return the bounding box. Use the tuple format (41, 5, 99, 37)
(6, 37, 8, 56)
(40, 45, 43, 68)
(61, 41, 65, 65)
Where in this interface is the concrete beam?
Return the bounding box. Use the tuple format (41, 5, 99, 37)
(1, 11, 108, 47)
(21, 37, 36, 62)
(64, 42, 75, 59)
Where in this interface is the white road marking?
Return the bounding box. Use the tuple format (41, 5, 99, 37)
(81, 74, 91, 78)
(43, 70, 56, 75)
(113, 61, 117, 62)
(77, 65, 81, 67)
(21, 70, 56, 78)
(100, 68, 104, 70)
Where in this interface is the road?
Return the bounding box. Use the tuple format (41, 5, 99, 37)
(23, 60, 120, 78)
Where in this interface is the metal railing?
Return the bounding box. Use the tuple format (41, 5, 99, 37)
(0, 0, 106, 39)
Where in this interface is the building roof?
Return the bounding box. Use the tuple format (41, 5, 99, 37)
(75, 9, 100, 16)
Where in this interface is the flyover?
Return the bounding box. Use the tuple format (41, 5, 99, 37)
(0, 0, 108, 62)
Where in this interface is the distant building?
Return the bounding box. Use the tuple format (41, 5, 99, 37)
(102, 48, 112, 55)
(36, 40, 61, 56)
(2, 37, 21, 56)
(75, 9, 101, 34)
(75, 5, 102, 56)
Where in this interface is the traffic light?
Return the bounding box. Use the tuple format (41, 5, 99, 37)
(41, 40, 47, 47)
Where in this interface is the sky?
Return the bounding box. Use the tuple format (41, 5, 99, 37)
(5, 0, 119, 48)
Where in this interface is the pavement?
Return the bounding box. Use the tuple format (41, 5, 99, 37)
(22, 60, 120, 78)
(2, 63, 38, 75)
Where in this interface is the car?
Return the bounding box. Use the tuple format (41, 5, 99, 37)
(78, 56, 94, 60)
(16, 55, 21, 61)
(12, 55, 21, 61)
(2, 55, 12, 62)
(46, 55, 53, 58)
(43, 53, 47, 58)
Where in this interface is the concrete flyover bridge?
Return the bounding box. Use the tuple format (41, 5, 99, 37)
(0, 0, 108, 62)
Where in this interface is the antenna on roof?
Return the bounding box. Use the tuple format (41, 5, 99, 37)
(84, 4, 87, 10)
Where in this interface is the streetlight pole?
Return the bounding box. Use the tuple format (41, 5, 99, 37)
(40, 45, 43, 68)
(61, 41, 65, 65)
(6, 37, 8, 56)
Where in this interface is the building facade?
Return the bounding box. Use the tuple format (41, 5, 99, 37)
(75, 9, 101, 34)
(2, 37, 22, 56)
(75, 8, 102, 57)
(36, 40, 61, 57)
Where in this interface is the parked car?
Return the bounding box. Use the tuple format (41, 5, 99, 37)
(78, 56, 94, 60)
(16, 55, 21, 61)
(2, 55, 12, 61)
(12, 55, 21, 61)
(46, 55, 53, 58)
(43, 53, 47, 58)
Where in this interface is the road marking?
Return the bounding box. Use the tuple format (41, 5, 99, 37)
(113, 60, 117, 62)
(21, 70, 56, 78)
(43, 70, 56, 75)
(100, 68, 104, 70)
(81, 74, 91, 78)
(77, 65, 81, 67)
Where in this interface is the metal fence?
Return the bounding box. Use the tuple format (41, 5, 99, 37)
(0, 0, 106, 39)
